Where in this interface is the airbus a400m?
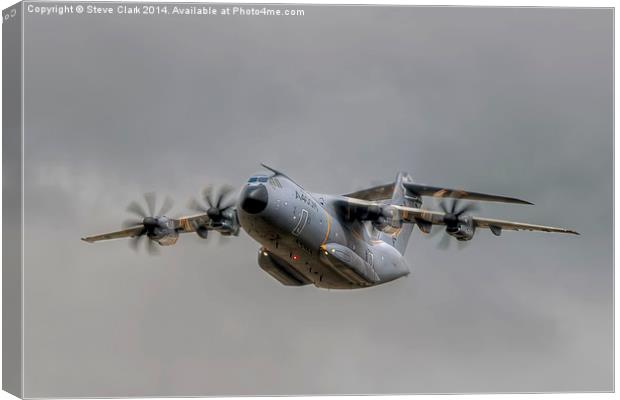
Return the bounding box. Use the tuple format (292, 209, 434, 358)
(82, 165, 578, 290)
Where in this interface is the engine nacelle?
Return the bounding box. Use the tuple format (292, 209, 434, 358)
(446, 216, 476, 241)
(372, 206, 402, 234)
(154, 231, 179, 246)
(146, 217, 179, 246)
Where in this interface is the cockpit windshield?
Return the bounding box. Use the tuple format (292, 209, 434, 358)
(248, 175, 268, 183)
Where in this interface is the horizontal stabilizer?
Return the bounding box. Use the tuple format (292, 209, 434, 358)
(343, 183, 395, 201)
(403, 183, 533, 205)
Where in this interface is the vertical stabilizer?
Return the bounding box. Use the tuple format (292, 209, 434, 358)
(379, 172, 419, 255)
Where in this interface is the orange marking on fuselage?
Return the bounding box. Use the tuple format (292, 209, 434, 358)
(321, 210, 332, 246)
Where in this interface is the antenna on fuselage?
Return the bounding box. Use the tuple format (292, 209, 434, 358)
(260, 163, 303, 188)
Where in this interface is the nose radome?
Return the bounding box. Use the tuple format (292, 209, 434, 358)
(240, 184, 268, 214)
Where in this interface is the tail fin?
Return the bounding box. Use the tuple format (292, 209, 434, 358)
(379, 172, 419, 255)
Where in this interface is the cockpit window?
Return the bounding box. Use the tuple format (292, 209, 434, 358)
(248, 175, 269, 183)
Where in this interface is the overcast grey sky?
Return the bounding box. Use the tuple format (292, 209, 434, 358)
(21, 5, 612, 397)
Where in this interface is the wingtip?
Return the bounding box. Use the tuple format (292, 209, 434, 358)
(515, 198, 534, 205)
(81, 237, 93, 243)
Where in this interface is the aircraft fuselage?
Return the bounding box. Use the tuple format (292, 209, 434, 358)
(236, 174, 410, 289)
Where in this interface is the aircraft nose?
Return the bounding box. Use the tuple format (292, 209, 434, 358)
(240, 184, 268, 214)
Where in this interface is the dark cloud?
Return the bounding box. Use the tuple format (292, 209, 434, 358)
(22, 5, 611, 396)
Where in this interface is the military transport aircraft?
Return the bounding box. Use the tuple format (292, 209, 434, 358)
(82, 165, 578, 289)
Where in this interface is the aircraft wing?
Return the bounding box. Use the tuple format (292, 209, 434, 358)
(391, 205, 579, 235)
(467, 216, 579, 235)
(81, 226, 144, 243)
(173, 214, 210, 233)
(81, 214, 211, 243)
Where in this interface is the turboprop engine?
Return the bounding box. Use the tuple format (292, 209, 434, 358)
(440, 199, 477, 241)
(124, 194, 179, 254)
(188, 185, 240, 241)
(371, 205, 403, 234)
(445, 215, 476, 241)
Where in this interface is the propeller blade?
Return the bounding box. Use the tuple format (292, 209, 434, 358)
(127, 201, 148, 218)
(146, 238, 160, 255)
(203, 186, 214, 208)
(193, 185, 236, 216)
(189, 185, 237, 241)
(187, 198, 206, 214)
(219, 204, 234, 214)
(144, 192, 157, 216)
(426, 225, 442, 238)
(428, 199, 480, 250)
(125, 193, 175, 255)
(216, 185, 233, 208)
(158, 196, 174, 216)
(455, 202, 478, 217)
(438, 234, 451, 250)
(129, 235, 142, 251)
(450, 199, 458, 214)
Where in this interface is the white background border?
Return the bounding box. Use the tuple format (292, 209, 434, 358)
(0, 0, 615, 399)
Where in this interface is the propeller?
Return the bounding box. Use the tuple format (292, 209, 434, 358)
(188, 185, 235, 222)
(438, 198, 478, 227)
(425, 199, 478, 250)
(188, 185, 236, 243)
(122, 192, 174, 255)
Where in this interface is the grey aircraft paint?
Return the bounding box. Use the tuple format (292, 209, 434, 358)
(238, 169, 410, 289)
(83, 164, 578, 290)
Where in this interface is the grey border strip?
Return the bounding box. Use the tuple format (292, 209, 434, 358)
(2, 1, 24, 398)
